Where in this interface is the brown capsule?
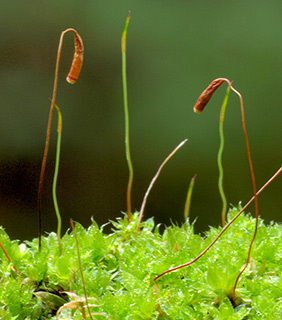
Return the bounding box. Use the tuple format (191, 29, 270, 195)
(193, 78, 225, 113)
(66, 31, 84, 84)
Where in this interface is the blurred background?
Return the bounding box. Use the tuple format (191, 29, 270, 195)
(1, 1, 282, 240)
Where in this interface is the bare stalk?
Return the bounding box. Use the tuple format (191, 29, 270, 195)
(136, 139, 188, 232)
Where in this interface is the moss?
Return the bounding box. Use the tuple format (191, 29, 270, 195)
(0, 210, 282, 319)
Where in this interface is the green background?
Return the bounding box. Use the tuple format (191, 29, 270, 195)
(1, 1, 282, 240)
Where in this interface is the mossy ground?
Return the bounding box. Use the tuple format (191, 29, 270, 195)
(1, 207, 282, 319)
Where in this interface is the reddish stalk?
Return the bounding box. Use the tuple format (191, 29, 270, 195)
(194, 78, 258, 294)
(37, 29, 84, 250)
(154, 164, 282, 281)
(0, 240, 19, 273)
(229, 84, 258, 297)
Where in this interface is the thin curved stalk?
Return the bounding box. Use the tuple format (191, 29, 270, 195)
(193, 78, 258, 294)
(137, 139, 188, 232)
(229, 84, 258, 297)
(37, 28, 84, 250)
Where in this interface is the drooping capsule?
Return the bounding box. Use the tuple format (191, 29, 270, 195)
(66, 30, 84, 84)
(193, 78, 225, 113)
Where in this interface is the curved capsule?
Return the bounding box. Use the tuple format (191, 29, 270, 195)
(193, 78, 225, 113)
(66, 30, 84, 84)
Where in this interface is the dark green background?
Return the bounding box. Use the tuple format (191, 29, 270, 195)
(1, 1, 282, 240)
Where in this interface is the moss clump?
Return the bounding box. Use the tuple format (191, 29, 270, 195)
(0, 208, 282, 319)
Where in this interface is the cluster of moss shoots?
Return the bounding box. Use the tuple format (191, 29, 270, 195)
(1, 12, 282, 319)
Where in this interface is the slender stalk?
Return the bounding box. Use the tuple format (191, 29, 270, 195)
(218, 86, 230, 226)
(154, 164, 282, 281)
(37, 29, 84, 250)
(193, 78, 258, 293)
(0, 241, 19, 273)
(230, 84, 258, 296)
(121, 12, 133, 223)
(137, 139, 188, 232)
(53, 104, 62, 255)
(184, 174, 197, 220)
(70, 219, 94, 320)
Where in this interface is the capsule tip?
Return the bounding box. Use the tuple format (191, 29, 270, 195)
(66, 74, 77, 84)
